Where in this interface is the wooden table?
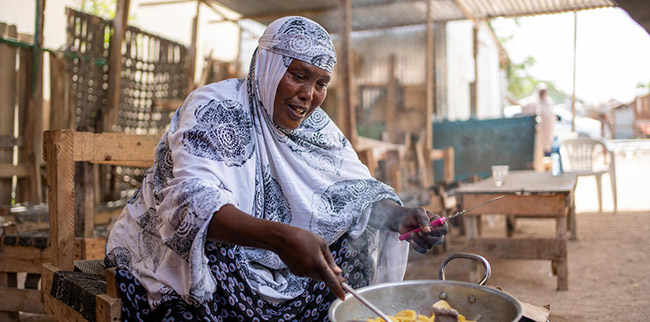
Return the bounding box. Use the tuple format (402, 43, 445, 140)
(455, 170, 577, 290)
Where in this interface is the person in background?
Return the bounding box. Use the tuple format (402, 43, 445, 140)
(522, 83, 556, 156)
(105, 16, 447, 321)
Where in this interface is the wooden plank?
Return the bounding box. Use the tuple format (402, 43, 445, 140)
(356, 148, 375, 177)
(385, 149, 402, 193)
(101, 0, 131, 132)
(338, 0, 357, 147)
(385, 54, 396, 142)
(0, 245, 53, 274)
(460, 194, 568, 216)
(41, 263, 58, 307)
(187, 0, 200, 92)
(466, 238, 567, 260)
(74, 237, 107, 260)
(425, 0, 434, 149)
(75, 161, 95, 238)
(0, 287, 45, 313)
(105, 268, 119, 298)
(44, 130, 75, 271)
(443, 146, 454, 183)
(71, 131, 160, 163)
(0, 25, 18, 206)
(44, 293, 88, 322)
(0, 135, 24, 148)
(49, 51, 72, 130)
(0, 164, 31, 178)
(16, 44, 34, 203)
(0, 271, 19, 321)
(96, 294, 121, 322)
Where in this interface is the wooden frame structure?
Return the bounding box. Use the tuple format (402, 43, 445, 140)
(40, 129, 159, 321)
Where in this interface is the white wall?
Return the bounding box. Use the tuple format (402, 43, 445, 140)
(445, 20, 504, 121)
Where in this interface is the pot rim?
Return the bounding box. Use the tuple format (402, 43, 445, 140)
(328, 279, 523, 321)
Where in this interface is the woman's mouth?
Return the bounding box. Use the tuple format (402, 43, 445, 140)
(288, 104, 307, 118)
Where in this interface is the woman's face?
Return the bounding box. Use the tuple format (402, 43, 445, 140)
(273, 59, 331, 130)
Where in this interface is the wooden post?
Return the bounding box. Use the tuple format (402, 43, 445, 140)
(44, 130, 75, 271)
(425, 0, 434, 149)
(339, 0, 357, 147)
(188, 0, 200, 92)
(470, 25, 478, 117)
(423, 0, 435, 187)
(0, 23, 17, 206)
(385, 54, 397, 142)
(101, 0, 131, 132)
(571, 11, 577, 132)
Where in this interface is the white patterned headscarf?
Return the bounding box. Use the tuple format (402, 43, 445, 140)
(105, 16, 408, 308)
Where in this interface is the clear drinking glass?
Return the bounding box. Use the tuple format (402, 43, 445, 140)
(491, 165, 509, 186)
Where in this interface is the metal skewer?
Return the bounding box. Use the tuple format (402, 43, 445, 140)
(341, 282, 392, 322)
(399, 195, 506, 241)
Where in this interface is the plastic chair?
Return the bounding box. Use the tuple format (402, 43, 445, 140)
(560, 138, 617, 213)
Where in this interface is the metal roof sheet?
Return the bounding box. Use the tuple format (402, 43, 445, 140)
(212, 0, 616, 32)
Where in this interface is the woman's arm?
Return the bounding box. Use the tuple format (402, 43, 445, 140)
(368, 199, 448, 254)
(207, 205, 345, 299)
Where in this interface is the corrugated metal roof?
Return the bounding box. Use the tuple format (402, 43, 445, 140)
(212, 0, 616, 32)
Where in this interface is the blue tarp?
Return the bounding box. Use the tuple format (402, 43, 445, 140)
(432, 116, 536, 182)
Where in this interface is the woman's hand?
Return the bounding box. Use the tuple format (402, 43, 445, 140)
(370, 200, 448, 254)
(272, 226, 346, 300)
(207, 205, 346, 300)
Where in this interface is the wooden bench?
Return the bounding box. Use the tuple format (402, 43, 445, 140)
(41, 129, 159, 321)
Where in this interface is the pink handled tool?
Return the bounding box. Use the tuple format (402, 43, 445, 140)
(398, 194, 506, 241)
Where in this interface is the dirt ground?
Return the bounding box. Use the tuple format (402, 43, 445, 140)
(405, 142, 650, 322)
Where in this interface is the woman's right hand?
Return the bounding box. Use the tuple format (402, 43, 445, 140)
(272, 226, 346, 300)
(207, 205, 345, 300)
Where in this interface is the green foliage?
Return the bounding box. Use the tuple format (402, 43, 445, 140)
(78, 0, 117, 19)
(506, 56, 538, 100)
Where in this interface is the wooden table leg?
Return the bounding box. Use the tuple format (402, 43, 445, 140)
(555, 215, 568, 290)
(506, 215, 517, 237)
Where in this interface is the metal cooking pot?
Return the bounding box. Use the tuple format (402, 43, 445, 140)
(329, 253, 522, 322)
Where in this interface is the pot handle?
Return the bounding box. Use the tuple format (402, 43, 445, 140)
(438, 252, 491, 285)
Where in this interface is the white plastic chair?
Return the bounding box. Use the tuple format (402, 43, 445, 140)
(560, 138, 617, 213)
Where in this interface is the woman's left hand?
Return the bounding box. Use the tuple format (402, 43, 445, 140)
(396, 207, 448, 254)
(370, 200, 448, 254)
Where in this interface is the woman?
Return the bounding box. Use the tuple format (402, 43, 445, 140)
(105, 16, 447, 321)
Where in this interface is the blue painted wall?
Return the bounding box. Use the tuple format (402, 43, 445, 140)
(433, 116, 536, 182)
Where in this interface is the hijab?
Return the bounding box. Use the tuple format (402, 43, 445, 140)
(106, 16, 408, 308)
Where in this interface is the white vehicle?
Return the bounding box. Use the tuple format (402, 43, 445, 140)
(503, 104, 602, 139)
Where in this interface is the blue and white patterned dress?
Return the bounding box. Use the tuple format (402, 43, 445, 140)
(105, 16, 408, 321)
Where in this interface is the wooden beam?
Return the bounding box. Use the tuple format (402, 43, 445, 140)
(0, 164, 31, 178)
(70, 131, 160, 163)
(0, 245, 53, 274)
(425, 0, 434, 149)
(453, 0, 479, 27)
(470, 25, 478, 117)
(385, 54, 397, 142)
(241, 0, 423, 20)
(44, 130, 75, 271)
(0, 22, 18, 207)
(338, 0, 357, 147)
(96, 294, 121, 322)
(466, 238, 566, 260)
(0, 288, 44, 314)
(459, 194, 568, 216)
(139, 0, 192, 6)
(101, 0, 131, 132)
(571, 11, 577, 132)
(188, 0, 200, 92)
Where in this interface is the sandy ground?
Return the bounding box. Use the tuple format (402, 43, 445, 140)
(405, 141, 650, 321)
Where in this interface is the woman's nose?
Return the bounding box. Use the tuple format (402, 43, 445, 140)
(298, 83, 314, 101)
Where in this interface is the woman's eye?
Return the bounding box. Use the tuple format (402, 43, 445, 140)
(317, 82, 328, 90)
(293, 73, 306, 81)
